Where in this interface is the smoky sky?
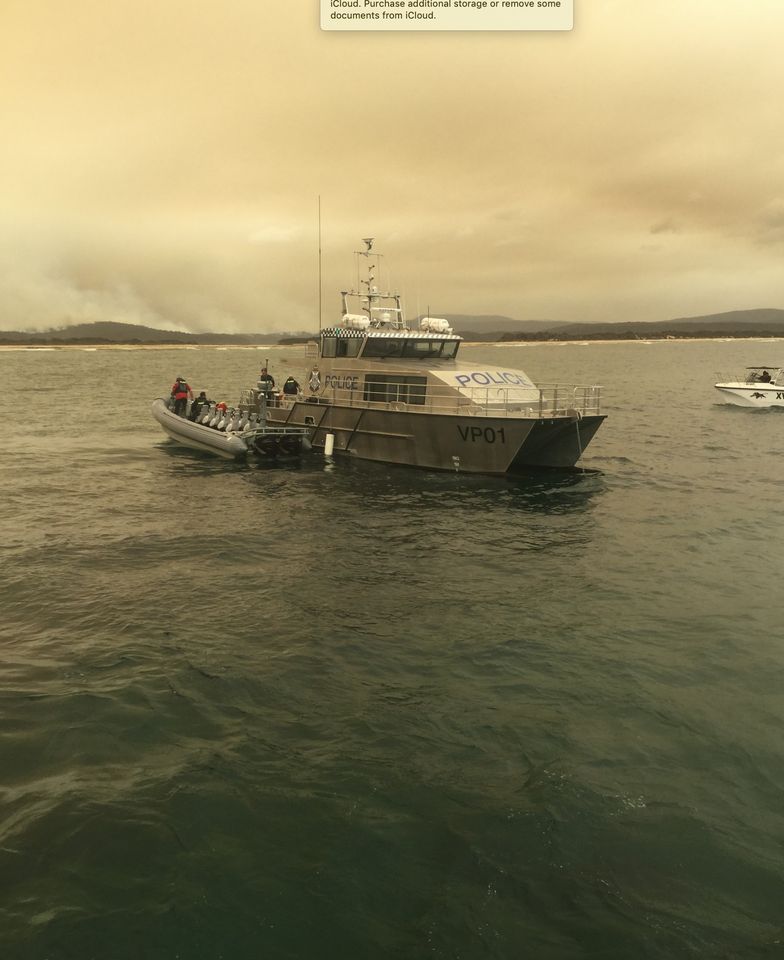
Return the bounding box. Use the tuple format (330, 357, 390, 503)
(2, 0, 783, 332)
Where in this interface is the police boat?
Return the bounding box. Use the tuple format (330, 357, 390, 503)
(151, 393, 311, 460)
(238, 239, 606, 474)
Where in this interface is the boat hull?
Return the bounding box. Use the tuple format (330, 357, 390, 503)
(714, 384, 784, 408)
(151, 399, 248, 459)
(263, 400, 604, 473)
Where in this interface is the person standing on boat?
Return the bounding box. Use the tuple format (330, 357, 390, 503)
(170, 377, 193, 416)
(189, 390, 211, 421)
(258, 367, 276, 408)
(258, 367, 275, 391)
(282, 375, 300, 396)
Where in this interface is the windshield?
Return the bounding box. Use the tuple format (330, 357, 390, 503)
(361, 338, 459, 360)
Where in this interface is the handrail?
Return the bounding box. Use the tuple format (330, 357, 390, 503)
(243, 381, 603, 418)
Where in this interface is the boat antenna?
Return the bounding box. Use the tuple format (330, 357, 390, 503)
(318, 196, 322, 333)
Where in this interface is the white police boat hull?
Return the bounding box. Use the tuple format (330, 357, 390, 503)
(151, 398, 249, 459)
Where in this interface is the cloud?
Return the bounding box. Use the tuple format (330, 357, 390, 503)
(1, 0, 784, 329)
(0, 243, 167, 333)
(248, 224, 302, 245)
(650, 219, 680, 235)
(754, 198, 784, 244)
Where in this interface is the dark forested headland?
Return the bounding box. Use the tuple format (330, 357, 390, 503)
(2, 309, 784, 346)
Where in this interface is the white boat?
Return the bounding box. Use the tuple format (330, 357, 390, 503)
(714, 367, 784, 408)
(151, 398, 311, 459)
(241, 239, 606, 474)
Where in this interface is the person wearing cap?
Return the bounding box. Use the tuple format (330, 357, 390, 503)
(170, 377, 193, 416)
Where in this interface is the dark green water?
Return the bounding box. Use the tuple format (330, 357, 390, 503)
(2, 340, 783, 959)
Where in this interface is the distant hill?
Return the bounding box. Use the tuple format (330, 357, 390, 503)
(502, 308, 784, 341)
(668, 308, 784, 327)
(2, 309, 784, 345)
(407, 309, 784, 340)
(414, 315, 571, 342)
(424, 315, 570, 334)
(0, 321, 314, 345)
(0, 315, 568, 345)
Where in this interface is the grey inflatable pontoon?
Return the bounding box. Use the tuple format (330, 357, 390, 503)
(151, 398, 249, 459)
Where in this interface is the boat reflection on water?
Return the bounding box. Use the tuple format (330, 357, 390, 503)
(248, 451, 606, 515)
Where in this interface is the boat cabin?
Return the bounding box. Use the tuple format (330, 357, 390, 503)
(744, 366, 782, 385)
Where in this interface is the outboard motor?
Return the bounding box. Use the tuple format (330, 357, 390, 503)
(200, 404, 215, 425)
(209, 406, 224, 428)
(237, 410, 250, 431)
(226, 409, 241, 432)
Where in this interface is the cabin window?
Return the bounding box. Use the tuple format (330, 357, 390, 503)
(321, 337, 337, 358)
(361, 337, 460, 359)
(363, 375, 427, 406)
(401, 339, 445, 359)
(361, 338, 405, 359)
(336, 337, 362, 358)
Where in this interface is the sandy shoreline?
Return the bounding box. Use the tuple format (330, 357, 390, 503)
(1, 336, 781, 352)
(0, 343, 294, 352)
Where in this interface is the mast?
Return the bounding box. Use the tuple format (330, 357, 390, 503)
(318, 196, 322, 333)
(339, 238, 406, 330)
(360, 237, 376, 323)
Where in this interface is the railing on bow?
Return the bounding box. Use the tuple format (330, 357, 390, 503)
(715, 370, 781, 386)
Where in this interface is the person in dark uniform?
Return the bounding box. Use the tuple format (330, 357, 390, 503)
(257, 367, 277, 407)
(189, 391, 211, 420)
(258, 367, 275, 390)
(759, 369, 772, 382)
(282, 375, 300, 396)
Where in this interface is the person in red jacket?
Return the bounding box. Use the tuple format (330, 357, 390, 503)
(170, 377, 193, 416)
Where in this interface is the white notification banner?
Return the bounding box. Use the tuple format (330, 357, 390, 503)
(321, 0, 573, 31)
